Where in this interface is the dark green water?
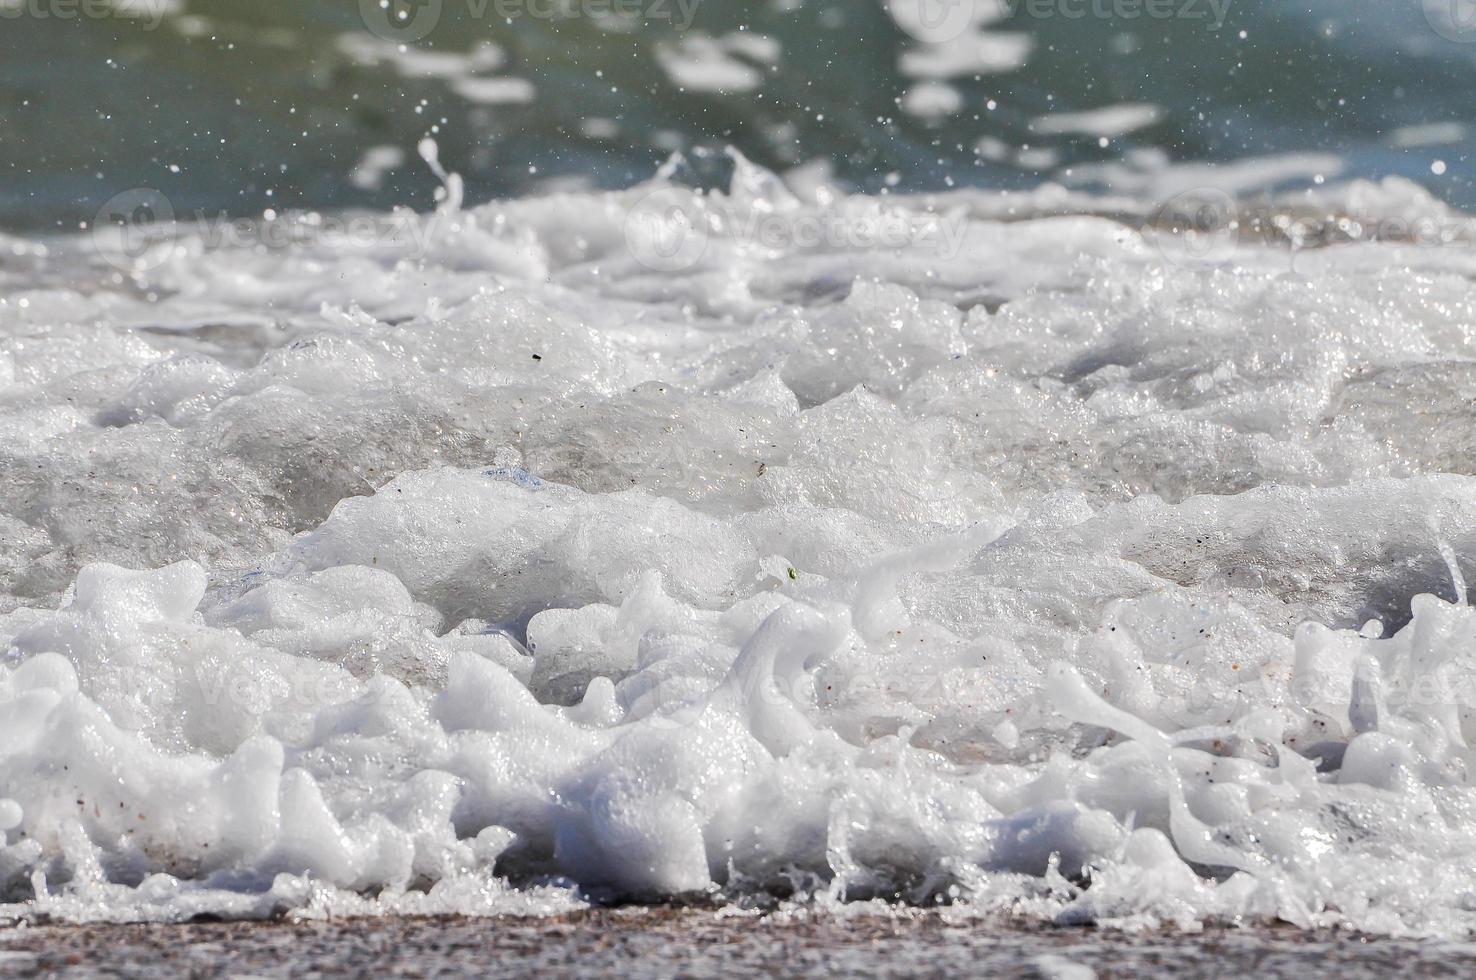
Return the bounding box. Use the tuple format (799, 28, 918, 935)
(1, 0, 1474, 229)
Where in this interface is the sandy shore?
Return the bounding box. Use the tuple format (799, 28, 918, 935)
(1, 908, 1473, 978)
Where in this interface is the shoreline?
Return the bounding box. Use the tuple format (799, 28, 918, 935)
(2, 908, 1474, 978)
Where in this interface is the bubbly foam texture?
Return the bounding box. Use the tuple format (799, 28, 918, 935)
(5, 160, 1476, 932)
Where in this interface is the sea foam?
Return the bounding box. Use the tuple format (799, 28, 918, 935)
(4, 157, 1476, 933)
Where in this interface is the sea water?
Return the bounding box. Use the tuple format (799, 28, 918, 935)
(2, 0, 1475, 226)
(5, 0, 1476, 939)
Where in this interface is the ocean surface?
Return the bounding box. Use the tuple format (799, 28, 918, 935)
(4, 0, 1476, 938)
(2, 0, 1476, 227)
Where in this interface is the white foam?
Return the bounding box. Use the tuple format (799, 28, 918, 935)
(5, 158, 1476, 933)
(898, 32, 1035, 79)
(654, 33, 771, 94)
(1031, 104, 1164, 139)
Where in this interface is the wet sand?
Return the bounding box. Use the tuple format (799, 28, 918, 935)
(2, 909, 1473, 978)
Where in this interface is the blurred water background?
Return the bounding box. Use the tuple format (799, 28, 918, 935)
(1, 0, 1474, 229)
